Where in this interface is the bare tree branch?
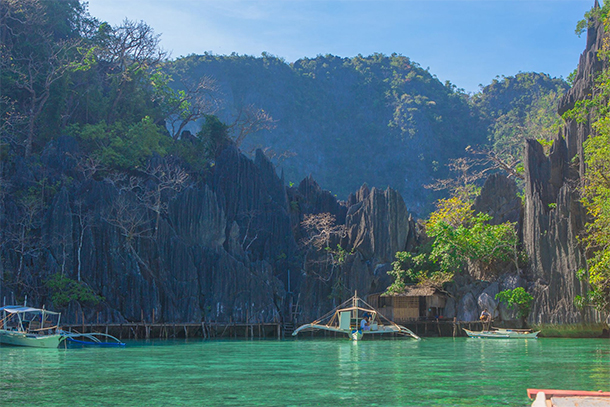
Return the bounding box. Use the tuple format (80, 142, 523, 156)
(465, 145, 525, 180)
(164, 75, 222, 140)
(228, 105, 277, 146)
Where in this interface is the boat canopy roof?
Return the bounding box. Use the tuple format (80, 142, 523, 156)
(0, 306, 60, 315)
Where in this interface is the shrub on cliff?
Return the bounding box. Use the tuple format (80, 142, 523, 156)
(46, 273, 104, 308)
(387, 195, 520, 292)
(495, 287, 534, 320)
(71, 117, 170, 170)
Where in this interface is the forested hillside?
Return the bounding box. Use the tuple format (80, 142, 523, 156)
(473, 73, 569, 162)
(167, 56, 567, 213)
(0, 0, 567, 214)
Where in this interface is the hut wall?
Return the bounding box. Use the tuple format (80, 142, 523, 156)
(426, 295, 446, 309)
(393, 296, 419, 321)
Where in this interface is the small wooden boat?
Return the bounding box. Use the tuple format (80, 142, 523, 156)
(464, 327, 540, 339)
(528, 389, 610, 406)
(292, 293, 420, 341)
(0, 306, 63, 348)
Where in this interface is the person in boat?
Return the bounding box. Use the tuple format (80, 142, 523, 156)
(360, 315, 370, 331)
(480, 308, 492, 330)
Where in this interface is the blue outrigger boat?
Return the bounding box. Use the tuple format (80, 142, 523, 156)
(60, 331, 126, 347)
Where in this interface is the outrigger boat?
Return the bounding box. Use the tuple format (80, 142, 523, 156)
(0, 305, 125, 348)
(0, 306, 63, 348)
(59, 331, 125, 347)
(292, 293, 420, 341)
(464, 327, 540, 339)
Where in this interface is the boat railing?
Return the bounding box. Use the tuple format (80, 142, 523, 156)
(28, 325, 59, 334)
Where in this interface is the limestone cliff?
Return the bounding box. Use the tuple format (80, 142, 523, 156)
(295, 184, 417, 322)
(0, 134, 418, 327)
(523, 4, 603, 324)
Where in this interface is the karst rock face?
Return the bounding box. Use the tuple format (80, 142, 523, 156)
(295, 183, 417, 323)
(523, 5, 604, 324)
(473, 173, 522, 228)
(1, 142, 296, 324)
(1, 133, 419, 326)
(345, 185, 415, 264)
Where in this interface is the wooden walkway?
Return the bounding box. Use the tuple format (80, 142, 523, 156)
(62, 322, 284, 340)
(62, 319, 484, 340)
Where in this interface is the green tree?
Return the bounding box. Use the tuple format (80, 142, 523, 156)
(495, 287, 534, 320)
(427, 213, 520, 275)
(46, 273, 103, 307)
(387, 248, 451, 293)
(388, 193, 520, 292)
(0, 0, 88, 156)
(199, 115, 231, 158)
(73, 116, 169, 170)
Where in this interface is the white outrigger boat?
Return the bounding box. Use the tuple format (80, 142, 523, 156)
(0, 306, 63, 348)
(464, 327, 540, 339)
(0, 305, 126, 348)
(292, 294, 420, 341)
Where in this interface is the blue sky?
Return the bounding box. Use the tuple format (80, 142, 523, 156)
(86, 0, 595, 93)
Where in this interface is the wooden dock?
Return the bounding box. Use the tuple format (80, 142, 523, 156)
(61, 319, 484, 340)
(62, 322, 284, 340)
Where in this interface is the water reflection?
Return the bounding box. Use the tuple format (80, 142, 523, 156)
(0, 347, 64, 399)
(337, 340, 361, 392)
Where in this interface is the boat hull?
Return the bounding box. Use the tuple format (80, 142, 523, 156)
(351, 330, 363, 341)
(0, 329, 62, 348)
(464, 328, 539, 339)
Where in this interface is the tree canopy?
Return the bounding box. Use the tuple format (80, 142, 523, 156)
(388, 192, 520, 293)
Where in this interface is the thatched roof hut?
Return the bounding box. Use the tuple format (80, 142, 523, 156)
(368, 286, 447, 322)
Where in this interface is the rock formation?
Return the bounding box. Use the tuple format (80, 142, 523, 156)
(522, 4, 604, 324)
(0, 134, 419, 327)
(295, 184, 417, 322)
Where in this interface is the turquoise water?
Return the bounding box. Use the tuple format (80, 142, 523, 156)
(0, 337, 608, 406)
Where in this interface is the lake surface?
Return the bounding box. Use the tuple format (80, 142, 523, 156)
(0, 337, 608, 406)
